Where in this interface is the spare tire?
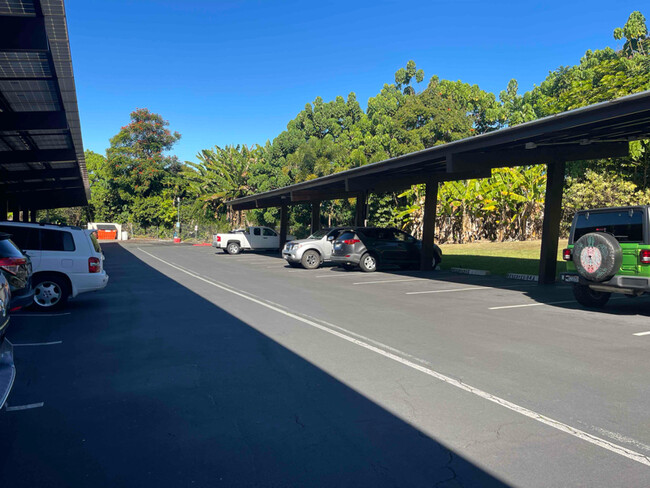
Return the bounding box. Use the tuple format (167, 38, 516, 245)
(572, 232, 622, 282)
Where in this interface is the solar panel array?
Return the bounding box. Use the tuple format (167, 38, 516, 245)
(0, 0, 88, 211)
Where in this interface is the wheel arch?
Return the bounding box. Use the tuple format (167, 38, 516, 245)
(32, 271, 74, 298)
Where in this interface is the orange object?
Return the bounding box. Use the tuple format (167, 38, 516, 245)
(97, 230, 117, 240)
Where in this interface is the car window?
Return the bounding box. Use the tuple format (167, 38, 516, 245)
(253, 228, 261, 236)
(0, 238, 25, 258)
(262, 228, 276, 236)
(574, 210, 645, 243)
(394, 230, 415, 242)
(41, 229, 76, 252)
(309, 229, 329, 239)
(327, 229, 341, 240)
(358, 229, 378, 239)
(0, 225, 39, 250)
(337, 231, 356, 241)
(89, 232, 102, 253)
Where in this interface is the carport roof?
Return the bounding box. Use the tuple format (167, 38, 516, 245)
(228, 90, 650, 211)
(0, 0, 88, 210)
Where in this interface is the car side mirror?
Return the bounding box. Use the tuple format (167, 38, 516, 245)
(327, 236, 335, 241)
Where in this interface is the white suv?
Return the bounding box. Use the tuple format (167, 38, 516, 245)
(0, 222, 109, 310)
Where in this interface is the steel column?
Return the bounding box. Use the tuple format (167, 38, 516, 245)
(354, 192, 368, 226)
(0, 200, 6, 221)
(311, 201, 321, 233)
(279, 203, 288, 251)
(29, 209, 37, 223)
(539, 161, 566, 284)
(420, 180, 439, 271)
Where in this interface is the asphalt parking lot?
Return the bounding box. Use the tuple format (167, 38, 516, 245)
(1, 241, 649, 487)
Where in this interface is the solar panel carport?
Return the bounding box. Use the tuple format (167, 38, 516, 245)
(228, 90, 650, 284)
(0, 0, 88, 221)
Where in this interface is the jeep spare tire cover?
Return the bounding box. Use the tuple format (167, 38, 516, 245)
(572, 232, 622, 282)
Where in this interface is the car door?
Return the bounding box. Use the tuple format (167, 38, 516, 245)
(394, 230, 420, 264)
(323, 229, 342, 259)
(262, 228, 278, 249)
(40, 229, 77, 274)
(247, 227, 264, 249)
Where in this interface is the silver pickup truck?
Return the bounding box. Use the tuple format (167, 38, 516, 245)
(282, 228, 347, 269)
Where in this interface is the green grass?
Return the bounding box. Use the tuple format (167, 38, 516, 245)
(438, 239, 568, 277)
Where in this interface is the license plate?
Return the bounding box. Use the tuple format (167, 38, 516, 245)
(562, 274, 579, 283)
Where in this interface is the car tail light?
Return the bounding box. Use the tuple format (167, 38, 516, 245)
(216, 235, 221, 242)
(0, 257, 26, 276)
(10, 306, 21, 312)
(640, 250, 650, 265)
(343, 239, 360, 245)
(562, 249, 572, 261)
(88, 257, 101, 273)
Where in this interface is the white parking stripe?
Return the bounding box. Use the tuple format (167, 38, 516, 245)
(406, 286, 483, 295)
(490, 300, 576, 310)
(136, 247, 650, 468)
(354, 278, 424, 285)
(633, 331, 650, 336)
(5, 402, 44, 411)
(12, 341, 62, 347)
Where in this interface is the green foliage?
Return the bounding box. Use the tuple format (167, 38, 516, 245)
(613, 11, 649, 56)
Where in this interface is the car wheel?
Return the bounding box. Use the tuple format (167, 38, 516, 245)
(433, 254, 440, 270)
(359, 253, 377, 273)
(226, 242, 241, 255)
(301, 250, 321, 269)
(572, 284, 611, 308)
(32, 274, 69, 310)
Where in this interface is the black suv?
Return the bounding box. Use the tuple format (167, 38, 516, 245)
(331, 227, 442, 272)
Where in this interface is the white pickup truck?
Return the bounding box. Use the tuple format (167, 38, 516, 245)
(213, 226, 294, 254)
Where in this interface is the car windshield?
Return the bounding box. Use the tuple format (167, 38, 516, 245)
(308, 229, 329, 239)
(573, 210, 645, 243)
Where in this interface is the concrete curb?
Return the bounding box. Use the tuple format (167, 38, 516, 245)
(450, 267, 490, 276)
(506, 273, 539, 282)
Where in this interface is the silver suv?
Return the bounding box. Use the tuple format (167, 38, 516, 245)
(282, 228, 347, 269)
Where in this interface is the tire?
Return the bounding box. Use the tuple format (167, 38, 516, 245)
(433, 254, 441, 270)
(572, 232, 622, 282)
(32, 274, 70, 310)
(226, 242, 241, 255)
(359, 253, 378, 273)
(572, 284, 611, 308)
(301, 250, 321, 270)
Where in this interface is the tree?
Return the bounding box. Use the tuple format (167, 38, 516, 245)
(614, 11, 648, 56)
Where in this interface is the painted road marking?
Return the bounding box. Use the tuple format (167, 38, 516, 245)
(14, 313, 71, 318)
(489, 300, 576, 310)
(12, 341, 62, 347)
(633, 331, 650, 336)
(5, 402, 44, 412)
(136, 246, 650, 468)
(406, 286, 483, 295)
(354, 278, 424, 285)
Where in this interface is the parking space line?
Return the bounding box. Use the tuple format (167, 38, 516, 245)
(633, 331, 650, 336)
(354, 278, 425, 285)
(13, 313, 71, 318)
(136, 246, 650, 468)
(12, 341, 62, 347)
(489, 300, 576, 310)
(5, 402, 44, 412)
(406, 286, 483, 295)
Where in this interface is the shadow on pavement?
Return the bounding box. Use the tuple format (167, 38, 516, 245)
(0, 243, 508, 487)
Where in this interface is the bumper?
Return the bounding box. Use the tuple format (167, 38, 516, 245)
(282, 249, 301, 262)
(561, 273, 650, 292)
(0, 339, 15, 408)
(331, 254, 361, 266)
(71, 271, 109, 297)
(9, 288, 35, 311)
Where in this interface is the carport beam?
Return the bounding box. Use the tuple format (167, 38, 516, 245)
(538, 161, 566, 285)
(420, 180, 439, 271)
(279, 203, 288, 251)
(311, 201, 321, 233)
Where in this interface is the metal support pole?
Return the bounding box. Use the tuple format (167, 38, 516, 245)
(420, 180, 439, 271)
(279, 202, 288, 251)
(539, 161, 566, 285)
(354, 192, 368, 226)
(311, 200, 321, 234)
(0, 200, 6, 221)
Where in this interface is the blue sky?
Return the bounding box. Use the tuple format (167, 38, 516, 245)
(66, 1, 645, 163)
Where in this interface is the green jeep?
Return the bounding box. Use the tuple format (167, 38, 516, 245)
(561, 206, 650, 307)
